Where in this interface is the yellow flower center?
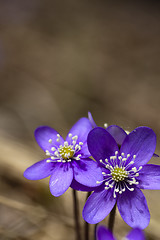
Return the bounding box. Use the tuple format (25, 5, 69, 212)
(111, 167, 128, 182)
(58, 146, 75, 160)
(46, 133, 83, 162)
(97, 152, 141, 198)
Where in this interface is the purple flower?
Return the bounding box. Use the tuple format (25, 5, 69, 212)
(96, 225, 146, 240)
(88, 112, 159, 156)
(83, 126, 160, 229)
(88, 112, 129, 147)
(24, 118, 103, 197)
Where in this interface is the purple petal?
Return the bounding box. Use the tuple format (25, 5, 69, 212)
(35, 126, 64, 152)
(88, 112, 97, 128)
(72, 158, 103, 187)
(66, 117, 92, 143)
(77, 143, 91, 158)
(126, 228, 146, 240)
(117, 187, 150, 229)
(82, 189, 116, 224)
(87, 127, 119, 162)
(71, 179, 98, 192)
(96, 226, 115, 240)
(106, 125, 127, 146)
(120, 127, 156, 167)
(137, 164, 160, 189)
(49, 163, 73, 197)
(23, 159, 55, 180)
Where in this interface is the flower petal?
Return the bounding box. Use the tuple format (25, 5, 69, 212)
(126, 228, 146, 240)
(72, 158, 103, 187)
(106, 125, 127, 146)
(66, 117, 92, 143)
(82, 189, 116, 224)
(88, 112, 97, 128)
(70, 179, 98, 192)
(137, 164, 160, 189)
(49, 163, 73, 197)
(77, 143, 91, 158)
(96, 225, 115, 240)
(87, 127, 119, 162)
(117, 187, 150, 229)
(120, 127, 156, 167)
(35, 126, 64, 152)
(23, 159, 55, 180)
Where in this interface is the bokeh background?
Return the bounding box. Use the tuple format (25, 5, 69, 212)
(0, 0, 160, 239)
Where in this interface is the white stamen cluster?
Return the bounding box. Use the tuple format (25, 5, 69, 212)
(97, 151, 142, 198)
(46, 133, 83, 163)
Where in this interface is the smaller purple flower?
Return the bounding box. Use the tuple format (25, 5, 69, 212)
(88, 112, 129, 147)
(96, 225, 146, 240)
(83, 126, 160, 229)
(24, 117, 103, 197)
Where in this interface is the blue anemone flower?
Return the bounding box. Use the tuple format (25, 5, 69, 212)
(83, 126, 160, 229)
(96, 225, 146, 240)
(24, 118, 103, 197)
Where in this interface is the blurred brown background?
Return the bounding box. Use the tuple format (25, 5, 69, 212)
(0, 0, 160, 239)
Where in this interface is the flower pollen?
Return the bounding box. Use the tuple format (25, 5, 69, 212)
(111, 167, 128, 182)
(97, 151, 142, 198)
(46, 133, 83, 163)
(58, 145, 74, 160)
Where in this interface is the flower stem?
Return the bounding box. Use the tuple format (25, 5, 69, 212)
(108, 204, 116, 233)
(84, 192, 92, 240)
(72, 189, 81, 240)
(94, 223, 98, 240)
